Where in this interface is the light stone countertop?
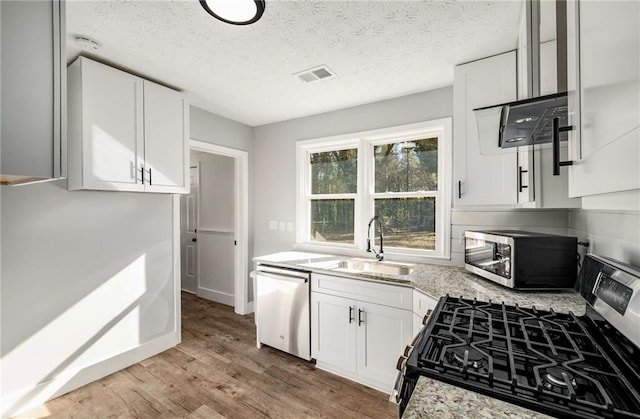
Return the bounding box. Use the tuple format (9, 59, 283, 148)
(403, 377, 553, 419)
(255, 251, 586, 419)
(254, 251, 586, 314)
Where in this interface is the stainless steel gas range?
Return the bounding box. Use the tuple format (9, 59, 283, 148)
(395, 254, 640, 418)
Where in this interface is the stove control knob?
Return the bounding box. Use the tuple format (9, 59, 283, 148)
(403, 344, 413, 357)
(396, 355, 407, 372)
(422, 309, 433, 325)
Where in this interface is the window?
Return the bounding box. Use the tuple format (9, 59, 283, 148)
(309, 148, 357, 244)
(297, 119, 451, 259)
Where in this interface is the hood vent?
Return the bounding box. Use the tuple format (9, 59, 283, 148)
(474, 91, 568, 152)
(294, 65, 336, 83)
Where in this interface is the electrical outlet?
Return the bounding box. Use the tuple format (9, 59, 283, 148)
(279, 221, 285, 231)
(269, 220, 277, 230)
(286, 222, 293, 232)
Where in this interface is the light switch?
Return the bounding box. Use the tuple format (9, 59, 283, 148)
(279, 221, 286, 231)
(269, 220, 277, 230)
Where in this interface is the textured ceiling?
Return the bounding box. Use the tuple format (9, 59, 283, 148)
(67, 0, 523, 127)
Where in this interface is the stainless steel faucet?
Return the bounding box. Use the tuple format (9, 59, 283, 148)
(366, 216, 384, 261)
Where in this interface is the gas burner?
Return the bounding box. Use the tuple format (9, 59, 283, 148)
(451, 346, 487, 371)
(543, 367, 578, 391)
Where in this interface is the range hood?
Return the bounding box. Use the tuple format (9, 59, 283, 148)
(474, 91, 569, 154)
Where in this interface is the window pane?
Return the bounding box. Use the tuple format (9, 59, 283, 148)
(374, 138, 438, 193)
(310, 199, 354, 244)
(310, 148, 358, 194)
(375, 197, 435, 250)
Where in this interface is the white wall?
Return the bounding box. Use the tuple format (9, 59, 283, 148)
(252, 87, 574, 265)
(0, 104, 254, 417)
(569, 209, 640, 267)
(253, 87, 454, 258)
(0, 180, 179, 417)
(189, 106, 255, 277)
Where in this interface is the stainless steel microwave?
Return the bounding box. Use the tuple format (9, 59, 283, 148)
(464, 230, 578, 289)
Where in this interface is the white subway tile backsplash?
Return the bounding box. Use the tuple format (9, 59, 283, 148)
(569, 209, 640, 267)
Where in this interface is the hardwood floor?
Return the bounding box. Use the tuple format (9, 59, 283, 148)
(19, 292, 398, 418)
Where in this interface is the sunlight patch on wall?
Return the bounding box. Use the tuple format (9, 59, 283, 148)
(1, 254, 147, 396)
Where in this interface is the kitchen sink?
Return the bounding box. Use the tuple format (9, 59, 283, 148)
(303, 258, 414, 276)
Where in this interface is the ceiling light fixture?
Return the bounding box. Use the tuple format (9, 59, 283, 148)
(199, 0, 265, 25)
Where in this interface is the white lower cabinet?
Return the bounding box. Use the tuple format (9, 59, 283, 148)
(412, 289, 438, 336)
(311, 292, 357, 375)
(310, 273, 413, 392)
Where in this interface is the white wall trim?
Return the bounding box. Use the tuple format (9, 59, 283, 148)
(172, 195, 182, 339)
(189, 139, 250, 315)
(1, 331, 180, 419)
(195, 288, 235, 306)
(295, 118, 452, 260)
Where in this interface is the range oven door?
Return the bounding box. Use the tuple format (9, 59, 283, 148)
(391, 309, 433, 415)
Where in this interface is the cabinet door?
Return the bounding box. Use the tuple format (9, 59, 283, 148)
(568, 0, 640, 200)
(143, 80, 189, 193)
(1, 0, 65, 184)
(453, 51, 518, 206)
(355, 302, 412, 392)
(77, 59, 144, 191)
(310, 292, 357, 375)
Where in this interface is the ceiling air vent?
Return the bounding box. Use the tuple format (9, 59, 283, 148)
(293, 65, 336, 83)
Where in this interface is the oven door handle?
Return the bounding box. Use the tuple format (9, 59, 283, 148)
(389, 367, 405, 404)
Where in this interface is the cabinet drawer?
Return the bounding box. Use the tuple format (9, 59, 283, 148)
(311, 273, 412, 310)
(413, 289, 437, 317)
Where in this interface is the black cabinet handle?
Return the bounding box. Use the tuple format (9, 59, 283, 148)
(348, 306, 354, 324)
(140, 166, 145, 184)
(518, 166, 528, 193)
(552, 117, 574, 176)
(358, 308, 364, 326)
(458, 180, 462, 199)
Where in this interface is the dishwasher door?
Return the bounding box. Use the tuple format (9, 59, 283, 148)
(256, 265, 311, 361)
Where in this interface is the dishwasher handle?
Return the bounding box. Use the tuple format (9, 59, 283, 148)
(257, 270, 309, 283)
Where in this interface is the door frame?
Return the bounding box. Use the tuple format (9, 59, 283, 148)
(182, 139, 250, 315)
(180, 164, 200, 294)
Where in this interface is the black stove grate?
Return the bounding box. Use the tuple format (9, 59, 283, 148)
(407, 296, 640, 419)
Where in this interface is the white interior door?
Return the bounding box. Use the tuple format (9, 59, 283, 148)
(196, 153, 236, 306)
(180, 166, 198, 293)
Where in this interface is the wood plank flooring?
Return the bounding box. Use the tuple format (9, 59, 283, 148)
(18, 292, 398, 418)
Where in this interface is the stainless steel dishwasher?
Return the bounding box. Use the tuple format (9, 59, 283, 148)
(255, 264, 311, 361)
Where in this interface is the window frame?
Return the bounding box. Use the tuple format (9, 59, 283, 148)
(296, 119, 452, 260)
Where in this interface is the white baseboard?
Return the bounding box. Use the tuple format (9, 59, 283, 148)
(197, 287, 234, 306)
(1, 331, 180, 419)
(314, 361, 393, 395)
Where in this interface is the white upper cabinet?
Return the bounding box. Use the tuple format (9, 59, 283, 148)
(68, 57, 189, 194)
(143, 81, 189, 193)
(567, 0, 639, 206)
(453, 51, 518, 207)
(1, 0, 66, 185)
(68, 58, 144, 191)
(516, 1, 581, 209)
